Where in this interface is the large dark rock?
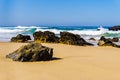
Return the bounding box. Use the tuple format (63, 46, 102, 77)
(6, 43, 53, 62)
(98, 36, 120, 48)
(11, 34, 31, 42)
(60, 32, 93, 46)
(109, 26, 120, 31)
(33, 31, 59, 43)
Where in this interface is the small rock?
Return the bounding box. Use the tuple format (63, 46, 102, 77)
(89, 37, 96, 41)
(11, 34, 31, 42)
(112, 37, 119, 42)
(98, 36, 120, 48)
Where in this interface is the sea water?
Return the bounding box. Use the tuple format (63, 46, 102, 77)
(0, 26, 120, 42)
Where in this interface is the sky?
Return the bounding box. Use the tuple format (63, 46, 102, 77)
(0, 0, 120, 26)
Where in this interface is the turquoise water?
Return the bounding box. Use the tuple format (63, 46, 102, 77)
(0, 26, 120, 41)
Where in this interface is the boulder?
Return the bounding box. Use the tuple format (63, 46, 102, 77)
(11, 34, 31, 42)
(109, 26, 120, 31)
(33, 31, 59, 43)
(98, 36, 120, 48)
(6, 43, 53, 62)
(89, 37, 96, 41)
(60, 32, 93, 46)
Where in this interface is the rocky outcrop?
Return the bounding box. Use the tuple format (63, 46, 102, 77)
(6, 43, 53, 62)
(60, 32, 93, 46)
(33, 31, 93, 46)
(98, 36, 120, 48)
(11, 34, 31, 42)
(33, 31, 59, 43)
(109, 26, 120, 31)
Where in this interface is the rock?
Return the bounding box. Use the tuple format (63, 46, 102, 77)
(33, 31, 59, 43)
(33, 31, 43, 40)
(6, 43, 53, 62)
(98, 40, 105, 46)
(98, 36, 113, 46)
(11, 34, 31, 42)
(107, 37, 119, 42)
(112, 37, 119, 42)
(108, 38, 113, 42)
(33, 31, 93, 46)
(98, 36, 120, 48)
(60, 32, 93, 46)
(109, 26, 120, 31)
(89, 37, 96, 41)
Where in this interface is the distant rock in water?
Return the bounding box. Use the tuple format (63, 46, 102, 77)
(108, 37, 119, 42)
(89, 37, 96, 41)
(11, 34, 31, 42)
(6, 43, 53, 62)
(33, 31, 59, 43)
(112, 37, 119, 42)
(109, 26, 120, 31)
(98, 36, 120, 48)
(60, 32, 93, 46)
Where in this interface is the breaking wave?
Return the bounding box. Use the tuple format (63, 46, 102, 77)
(0, 25, 120, 41)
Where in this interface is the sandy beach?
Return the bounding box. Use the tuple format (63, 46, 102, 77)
(0, 42, 120, 80)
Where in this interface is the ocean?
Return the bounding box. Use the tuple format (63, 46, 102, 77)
(0, 26, 120, 42)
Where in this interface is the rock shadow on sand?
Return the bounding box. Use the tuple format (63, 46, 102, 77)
(51, 57, 62, 61)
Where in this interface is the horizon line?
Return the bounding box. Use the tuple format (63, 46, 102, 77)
(0, 25, 118, 27)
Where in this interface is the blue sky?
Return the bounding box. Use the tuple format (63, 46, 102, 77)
(0, 0, 120, 26)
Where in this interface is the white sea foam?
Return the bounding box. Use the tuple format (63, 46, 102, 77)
(1, 26, 120, 35)
(0, 28, 23, 33)
(16, 26, 38, 28)
(36, 28, 120, 36)
(0, 26, 120, 41)
(36, 28, 62, 34)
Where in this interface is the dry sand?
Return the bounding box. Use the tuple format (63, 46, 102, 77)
(0, 42, 120, 80)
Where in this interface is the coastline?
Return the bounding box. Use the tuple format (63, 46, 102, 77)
(1, 42, 120, 80)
